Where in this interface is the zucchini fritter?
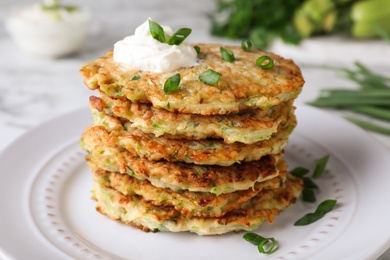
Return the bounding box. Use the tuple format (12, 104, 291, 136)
(92, 172, 303, 235)
(81, 44, 304, 115)
(83, 146, 281, 194)
(86, 109, 296, 166)
(90, 92, 294, 144)
(90, 158, 287, 218)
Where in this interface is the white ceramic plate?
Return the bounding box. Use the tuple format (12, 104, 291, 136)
(1, 104, 390, 260)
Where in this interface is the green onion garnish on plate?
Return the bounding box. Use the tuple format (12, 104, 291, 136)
(313, 155, 329, 178)
(243, 232, 277, 254)
(294, 199, 337, 226)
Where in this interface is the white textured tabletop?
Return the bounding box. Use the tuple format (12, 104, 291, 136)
(0, 0, 389, 259)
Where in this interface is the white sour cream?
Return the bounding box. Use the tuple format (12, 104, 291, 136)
(113, 19, 197, 73)
(5, 3, 91, 58)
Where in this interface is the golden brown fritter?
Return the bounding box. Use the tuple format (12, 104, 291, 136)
(90, 158, 287, 218)
(92, 172, 303, 235)
(80, 44, 304, 115)
(82, 135, 281, 194)
(89, 93, 294, 144)
(86, 110, 296, 166)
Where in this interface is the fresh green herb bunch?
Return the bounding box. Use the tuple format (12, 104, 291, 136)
(209, 0, 304, 49)
(308, 62, 390, 136)
(209, 0, 390, 48)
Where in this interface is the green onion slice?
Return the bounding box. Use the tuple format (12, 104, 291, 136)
(243, 233, 277, 254)
(302, 188, 316, 203)
(315, 199, 337, 215)
(168, 28, 192, 45)
(199, 69, 222, 86)
(241, 40, 253, 52)
(220, 47, 235, 62)
(131, 75, 141, 81)
(149, 19, 166, 43)
(164, 73, 181, 94)
(313, 155, 329, 178)
(194, 45, 200, 55)
(302, 177, 318, 189)
(294, 199, 337, 226)
(256, 56, 274, 70)
(290, 166, 309, 177)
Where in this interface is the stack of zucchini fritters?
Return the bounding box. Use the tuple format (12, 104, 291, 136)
(80, 43, 305, 235)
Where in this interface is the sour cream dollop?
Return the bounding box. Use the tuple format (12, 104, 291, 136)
(5, 3, 91, 58)
(113, 19, 198, 73)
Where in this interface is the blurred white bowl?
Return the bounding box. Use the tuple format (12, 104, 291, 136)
(5, 4, 91, 58)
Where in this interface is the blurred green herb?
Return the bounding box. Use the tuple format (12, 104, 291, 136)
(208, 0, 304, 49)
(208, 0, 390, 48)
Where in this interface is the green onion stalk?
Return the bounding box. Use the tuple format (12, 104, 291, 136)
(308, 62, 390, 136)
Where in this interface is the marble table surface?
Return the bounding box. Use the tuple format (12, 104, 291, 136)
(0, 0, 390, 259)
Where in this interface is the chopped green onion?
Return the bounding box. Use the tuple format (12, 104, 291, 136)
(199, 69, 222, 86)
(149, 19, 166, 43)
(256, 56, 274, 70)
(168, 28, 192, 45)
(243, 233, 277, 254)
(131, 75, 140, 81)
(295, 212, 323, 225)
(243, 232, 265, 245)
(241, 40, 253, 52)
(316, 199, 337, 215)
(302, 188, 316, 202)
(294, 199, 337, 226)
(220, 47, 235, 62)
(164, 74, 181, 94)
(302, 177, 318, 189)
(194, 45, 200, 55)
(290, 166, 309, 177)
(313, 155, 329, 178)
